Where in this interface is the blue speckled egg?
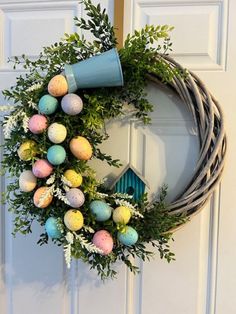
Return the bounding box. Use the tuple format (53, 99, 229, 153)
(90, 200, 112, 222)
(47, 145, 66, 165)
(118, 226, 138, 246)
(45, 217, 62, 239)
(39, 95, 58, 115)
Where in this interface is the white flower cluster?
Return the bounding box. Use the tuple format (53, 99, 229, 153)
(75, 233, 103, 254)
(115, 198, 144, 219)
(96, 192, 109, 198)
(21, 111, 29, 133)
(38, 184, 55, 207)
(64, 232, 74, 269)
(26, 82, 43, 92)
(0, 105, 15, 111)
(46, 173, 56, 185)
(82, 225, 95, 233)
(112, 192, 133, 199)
(28, 100, 38, 110)
(3, 108, 30, 138)
(54, 187, 70, 205)
(64, 231, 103, 269)
(61, 175, 72, 187)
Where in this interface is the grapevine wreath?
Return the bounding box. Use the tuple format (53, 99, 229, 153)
(0, 0, 226, 279)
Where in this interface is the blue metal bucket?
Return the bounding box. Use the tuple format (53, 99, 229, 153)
(64, 48, 124, 93)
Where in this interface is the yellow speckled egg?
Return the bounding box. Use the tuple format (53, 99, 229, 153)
(64, 209, 84, 231)
(19, 170, 37, 192)
(48, 75, 68, 97)
(69, 136, 92, 160)
(47, 123, 67, 144)
(64, 169, 83, 188)
(17, 140, 38, 161)
(113, 206, 131, 224)
(33, 186, 53, 208)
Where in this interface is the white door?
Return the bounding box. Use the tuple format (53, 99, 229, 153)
(0, 0, 235, 313)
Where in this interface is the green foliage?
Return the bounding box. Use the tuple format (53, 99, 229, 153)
(0, 0, 187, 279)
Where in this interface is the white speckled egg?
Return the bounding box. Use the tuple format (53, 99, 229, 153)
(66, 188, 85, 208)
(19, 170, 37, 192)
(47, 123, 67, 144)
(61, 94, 83, 115)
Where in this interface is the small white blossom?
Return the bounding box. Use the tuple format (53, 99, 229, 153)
(74, 233, 103, 254)
(46, 173, 56, 185)
(3, 109, 22, 139)
(63, 184, 70, 192)
(96, 192, 109, 198)
(64, 243, 72, 269)
(21, 112, 29, 133)
(38, 184, 55, 208)
(83, 225, 95, 233)
(0, 105, 15, 111)
(64, 232, 74, 269)
(65, 231, 74, 244)
(61, 175, 72, 187)
(112, 192, 133, 199)
(28, 100, 38, 110)
(54, 187, 70, 205)
(115, 199, 144, 218)
(26, 82, 43, 92)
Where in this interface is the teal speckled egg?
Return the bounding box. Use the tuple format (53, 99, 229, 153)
(90, 200, 112, 222)
(39, 95, 58, 115)
(45, 217, 62, 239)
(47, 145, 66, 165)
(118, 226, 138, 246)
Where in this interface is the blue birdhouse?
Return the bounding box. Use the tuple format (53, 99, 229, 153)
(111, 164, 149, 201)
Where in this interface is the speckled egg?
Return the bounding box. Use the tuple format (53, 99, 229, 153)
(63, 169, 83, 188)
(66, 188, 85, 208)
(47, 145, 66, 165)
(45, 217, 63, 239)
(61, 93, 83, 115)
(69, 136, 92, 160)
(118, 226, 138, 246)
(90, 200, 112, 222)
(64, 209, 84, 231)
(92, 230, 113, 255)
(19, 170, 37, 192)
(113, 206, 131, 224)
(33, 186, 53, 208)
(38, 94, 58, 115)
(48, 75, 68, 97)
(17, 140, 38, 161)
(28, 114, 47, 134)
(32, 159, 53, 178)
(47, 123, 67, 144)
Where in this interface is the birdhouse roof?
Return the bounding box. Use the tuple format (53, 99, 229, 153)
(110, 163, 150, 189)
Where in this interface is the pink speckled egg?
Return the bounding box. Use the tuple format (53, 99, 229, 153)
(32, 159, 53, 178)
(28, 114, 47, 134)
(66, 188, 85, 208)
(92, 230, 113, 255)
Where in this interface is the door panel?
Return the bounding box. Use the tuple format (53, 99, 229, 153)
(0, 0, 235, 313)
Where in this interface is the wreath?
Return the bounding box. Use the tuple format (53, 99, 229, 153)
(0, 0, 226, 280)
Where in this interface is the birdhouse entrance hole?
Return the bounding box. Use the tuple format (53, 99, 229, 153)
(126, 186, 134, 196)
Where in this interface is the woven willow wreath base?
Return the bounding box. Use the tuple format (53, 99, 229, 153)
(148, 56, 227, 223)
